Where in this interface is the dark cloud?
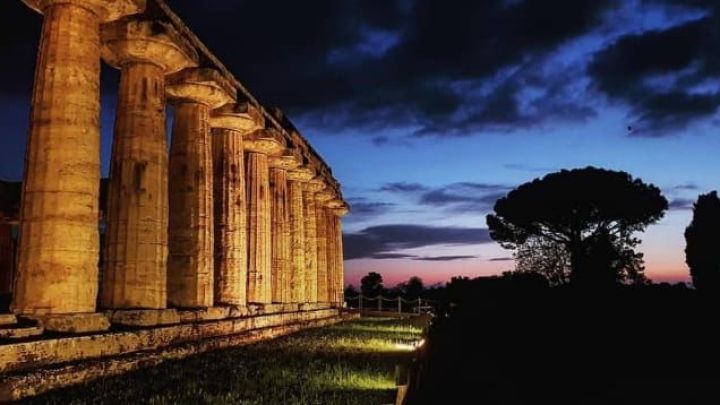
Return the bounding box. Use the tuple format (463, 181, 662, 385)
(344, 224, 492, 260)
(370, 253, 418, 260)
(589, 12, 720, 135)
(412, 255, 477, 261)
(419, 182, 511, 211)
(368, 253, 478, 261)
(489, 257, 514, 262)
(669, 197, 695, 210)
(666, 183, 700, 192)
(344, 198, 394, 222)
(379, 182, 428, 193)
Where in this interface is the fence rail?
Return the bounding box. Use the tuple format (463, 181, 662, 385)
(345, 294, 437, 314)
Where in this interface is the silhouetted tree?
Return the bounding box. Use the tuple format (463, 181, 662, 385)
(344, 284, 358, 297)
(360, 272, 384, 297)
(487, 167, 667, 287)
(685, 191, 720, 292)
(396, 276, 424, 299)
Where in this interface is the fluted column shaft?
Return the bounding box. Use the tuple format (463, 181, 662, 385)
(325, 209, 337, 306)
(270, 168, 289, 303)
(333, 213, 345, 305)
(13, 3, 103, 314)
(246, 153, 272, 304)
(102, 62, 167, 309)
(168, 102, 214, 308)
(315, 202, 329, 302)
(303, 186, 318, 302)
(288, 180, 306, 302)
(212, 129, 247, 305)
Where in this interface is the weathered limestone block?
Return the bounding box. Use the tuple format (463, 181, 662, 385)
(14, 0, 143, 315)
(106, 309, 180, 327)
(166, 68, 235, 308)
(269, 168, 289, 303)
(303, 183, 320, 302)
(0, 324, 43, 340)
(287, 178, 307, 303)
(210, 103, 263, 306)
(0, 314, 17, 327)
(100, 19, 197, 310)
(177, 306, 230, 323)
(36, 313, 110, 333)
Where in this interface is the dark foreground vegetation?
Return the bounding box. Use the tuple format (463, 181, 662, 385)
(27, 317, 427, 404)
(407, 277, 720, 405)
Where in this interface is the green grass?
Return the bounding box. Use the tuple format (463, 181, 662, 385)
(27, 316, 427, 405)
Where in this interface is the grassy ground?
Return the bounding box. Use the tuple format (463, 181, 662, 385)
(26, 316, 427, 405)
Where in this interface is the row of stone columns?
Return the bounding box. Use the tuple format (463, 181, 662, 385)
(11, 3, 348, 324)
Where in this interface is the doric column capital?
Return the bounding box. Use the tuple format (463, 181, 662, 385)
(315, 190, 334, 203)
(325, 198, 346, 209)
(287, 165, 315, 182)
(23, 0, 145, 22)
(243, 128, 286, 156)
(306, 178, 326, 193)
(102, 19, 198, 74)
(166, 68, 236, 108)
(269, 148, 302, 170)
(330, 203, 350, 217)
(210, 102, 264, 132)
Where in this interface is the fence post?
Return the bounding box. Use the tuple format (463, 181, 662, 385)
(378, 295, 382, 311)
(417, 298, 421, 313)
(359, 294, 363, 311)
(398, 297, 402, 313)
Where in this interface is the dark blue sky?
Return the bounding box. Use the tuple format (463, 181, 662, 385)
(2, 0, 719, 286)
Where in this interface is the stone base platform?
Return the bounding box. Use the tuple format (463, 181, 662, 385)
(0, 306, 358, 401)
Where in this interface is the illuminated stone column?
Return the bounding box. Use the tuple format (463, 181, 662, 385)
(324, 207, 337, 306)
(269, 151, 300, 303)
(323, 194, 348, 307)
(13, 0, 143, 316)
(209, 103, 264, 306)
(100, 19, 197, 309)
(166, 68, 235, 308)
(244, 129, 285, 304)
(287, 175, 308, 303)
(303, 181, 323, 302)
(330, 204, 349, 306)
(314, 189, 332, 303)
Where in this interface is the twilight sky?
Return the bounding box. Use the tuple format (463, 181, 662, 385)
(2, 0, 720, 287)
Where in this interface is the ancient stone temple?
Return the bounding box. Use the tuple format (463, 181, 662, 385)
(0, 0, 350, 399)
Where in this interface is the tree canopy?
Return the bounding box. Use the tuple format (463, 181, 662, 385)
(360, 272, 384, 297)
(685, 191, 720, 292)
(487, 167, 667, 286)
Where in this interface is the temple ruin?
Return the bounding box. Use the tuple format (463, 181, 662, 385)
(0, 0, 350, 399)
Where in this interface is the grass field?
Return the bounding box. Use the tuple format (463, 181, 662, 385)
(27, 316, 427, 405)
